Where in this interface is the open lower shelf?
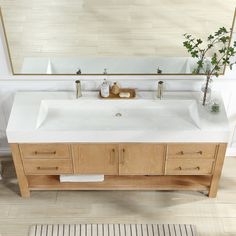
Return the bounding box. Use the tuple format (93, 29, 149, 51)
(27, 175, 211, 191)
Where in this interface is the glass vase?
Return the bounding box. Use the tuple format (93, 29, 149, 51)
(200, 75, 212, 106)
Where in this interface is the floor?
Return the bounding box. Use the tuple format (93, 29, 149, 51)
(0, 157, 235, 236)
(0, 0, 235, 72)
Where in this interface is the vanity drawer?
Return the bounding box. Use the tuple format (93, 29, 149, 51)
(19, 144, 71, 159)
(166, 159, 215, 175)
(23, 159, 73, 175)
(167, 144, 218, 159)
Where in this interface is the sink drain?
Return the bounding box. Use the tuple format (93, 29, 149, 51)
(115, 112, 122, 117)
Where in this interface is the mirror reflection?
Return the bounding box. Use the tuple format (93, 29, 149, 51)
(0, 1, 235, 75)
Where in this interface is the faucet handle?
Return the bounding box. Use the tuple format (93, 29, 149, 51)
(75, 80, 82, 98)
(157, 81, 164, 99)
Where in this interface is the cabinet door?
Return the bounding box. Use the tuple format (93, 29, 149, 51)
(119, 144, 165, 175)
(73, 144, 119, 175)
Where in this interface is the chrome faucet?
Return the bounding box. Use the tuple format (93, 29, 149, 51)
(75, 80, 82, 98)
(157, 81, 164, 99)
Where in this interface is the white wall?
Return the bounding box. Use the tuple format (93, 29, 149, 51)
(1, 23, 236, 156)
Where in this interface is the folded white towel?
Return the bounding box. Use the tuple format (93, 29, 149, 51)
(60, 175, 104, 182)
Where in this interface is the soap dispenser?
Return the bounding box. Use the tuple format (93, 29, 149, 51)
(100, 79, 110, 98)
(111, 82, 120, 95)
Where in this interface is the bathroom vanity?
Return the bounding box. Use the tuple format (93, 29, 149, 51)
(6, 91, 229, 198)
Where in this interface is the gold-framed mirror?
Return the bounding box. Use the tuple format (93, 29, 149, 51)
(0, 1, 235, 76)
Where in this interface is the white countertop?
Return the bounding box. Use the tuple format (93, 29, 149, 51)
(6, 91, 230, 143)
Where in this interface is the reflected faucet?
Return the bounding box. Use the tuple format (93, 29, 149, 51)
(157, 81, 164, 99)
(76, 68, 82, 75)
(75, 80, 82, 98)
(157, 67, 162, 74)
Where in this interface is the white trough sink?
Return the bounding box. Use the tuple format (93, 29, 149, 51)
(36, 99, 201, 131)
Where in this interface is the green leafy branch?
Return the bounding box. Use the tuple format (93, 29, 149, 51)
(183, 27, 236, 77)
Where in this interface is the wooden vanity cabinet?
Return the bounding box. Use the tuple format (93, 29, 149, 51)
(166, 159, 215, 175)
(165, 144, 218, 175)
(119, 144, 165, 175)
(73, 144, 119, 175)
(167, 144, 218, 159)
(19, 144, 73, 175)
(19, 144, 71, 159)
(72, 144, 165, 175)
(10, 142, 227, 198)
(23, 159, 73, 175)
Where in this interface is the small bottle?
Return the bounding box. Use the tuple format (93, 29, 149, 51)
(111, 82, 120, 95)
(100, 79, 110, 98)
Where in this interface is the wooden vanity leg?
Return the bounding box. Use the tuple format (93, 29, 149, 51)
(208, 143, 227, 198)
(10, 144, 30, 198)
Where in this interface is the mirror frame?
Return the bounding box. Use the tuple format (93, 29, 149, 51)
(0, 7, 235, 76)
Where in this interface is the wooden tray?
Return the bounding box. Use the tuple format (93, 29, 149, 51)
(99, 88, 136, 99)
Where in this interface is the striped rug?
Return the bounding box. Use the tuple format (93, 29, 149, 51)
(29, 224, 198, 236)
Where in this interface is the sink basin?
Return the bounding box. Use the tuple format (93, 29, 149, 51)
(36, 99, 201, 131)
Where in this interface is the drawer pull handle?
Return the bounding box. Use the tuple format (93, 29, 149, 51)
(120, 149, 125, 165)
(178, 166, 200, 171)
(110, 149, 116, 165)
(34, 151, 56, 155)
(179, 151, 203, 155)
(37, 166, 59, 170)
